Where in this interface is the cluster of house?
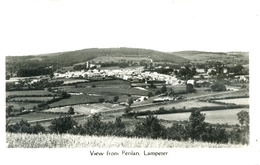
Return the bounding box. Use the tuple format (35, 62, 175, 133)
(54, 68, 180, 85)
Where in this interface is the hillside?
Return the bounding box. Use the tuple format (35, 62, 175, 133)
(6, 133, 246, 148)
(5, 48, 189, 75)
(6, 47, 189, 64)
(171, 51, 249, 63)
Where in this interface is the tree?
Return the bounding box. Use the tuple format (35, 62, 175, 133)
(49, 116, 78, 134)
(6, 105, 13, 117)
(187, 109, 206, 141)
(83, 114, 104, 136)
(6, 74, 11, 80)
(204, 67, 208, 73)
(134, 113, 167, 139)
(147, 92, 154, 98)
(167, 123, 189, 141)
(167, 88, 174, 96)
(209, 70, 216, 76)
(124, 106, 133, 114)
(160, 85, 167, 93)
(68, 106, 75, 114)
(98, 98, 105, 103)
(31, 122, 46, 134)
(127, 98, 134, 107)
(237, 110, 249, 127)
(186, 84, 194, 93)
(6, 119, 32, 133)
(113, 96, 119, 103)
(210, 83, 226, 91)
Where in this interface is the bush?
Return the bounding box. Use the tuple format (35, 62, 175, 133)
(186, 109, 206, 141)
(83, 114, 104, 136)
(98, 98, 105, 103)
(48, 116, 78, 134)
(6, 119, 32, 134)
(210, 83, 226, 91)
(134, 113, 167, 139)
(68, 107, 75, 114)
(31, 123, 46, 134)
(167, 123, 189, 141)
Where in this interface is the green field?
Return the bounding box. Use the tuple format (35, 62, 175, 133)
(215, 98, 249, 105)
(62, 79, 89, 85)
(92, 56, 150, 63)
(150, 108, 249, 125)
(6, 102, 38, 110)
(9, 96, 54, 102)
(45, 103, 125, 114)
(6, 90, 54, 97)
(136, 100, 222, 112)
(48, 94, 132, 107)
(6, 133, 246, 148)
(100, 66, 144, 70)
(7, 112, 63, 124)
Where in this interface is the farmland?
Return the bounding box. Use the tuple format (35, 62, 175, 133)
(5, 48, 250, 147)
(215, 98, 249, 105)
(6, 90, 54, 97)
(92, 56, 150, 63)
(151, 108, 249, 125)
(8, 96, 54, 102)
(6, 133, 246, 148)
(6, 102, 38, 110)
(7, 112, 63, 125)
(45, 103, 124, 115)
(136, 100, 224, 112)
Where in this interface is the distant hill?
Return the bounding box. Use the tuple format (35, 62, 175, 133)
(170, 51, 249, 63)
(6, 47, 190, 69)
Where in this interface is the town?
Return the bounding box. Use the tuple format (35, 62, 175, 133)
(6, 48, 249, 147)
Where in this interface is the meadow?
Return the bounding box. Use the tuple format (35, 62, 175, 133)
(136, 100, 222, 112)
(150, 108, 249, 125)
(9, 96, 54, 102)
(6, 90, 54, 97)
(6, 102, 38, 110)
(6, 133, 246, 148)
(45, 103, 125, 115)
(7, 112, 63, 124)
(92, 56, 150, 63)
(215, 98, 249, 105)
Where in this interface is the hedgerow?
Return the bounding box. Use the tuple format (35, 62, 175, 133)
(6, 110, 250, 145)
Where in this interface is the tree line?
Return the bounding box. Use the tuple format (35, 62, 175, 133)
(6, 109, 249, 145)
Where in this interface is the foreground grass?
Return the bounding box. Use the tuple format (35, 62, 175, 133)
(6, 133, 247, 148)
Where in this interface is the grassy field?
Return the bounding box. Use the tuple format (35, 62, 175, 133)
(215, 98, 249, 105)
(6, 90, 54, 97)
(100, 66, 144, 70)
(48, 94, 132, 107)
(45, 103, 125, 114)
(136, 100, 222, 112)
(150, 108, 249, 125)
(9, 96, 54, 102)
(6, 102, 38, 110)
(7, 112, 63, 124)
(62, 79, 89, 85)
(6, 133, 246, 148)
(92, 56, 150, 63)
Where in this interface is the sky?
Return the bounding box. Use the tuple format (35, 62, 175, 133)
(1, 0, 258, 55)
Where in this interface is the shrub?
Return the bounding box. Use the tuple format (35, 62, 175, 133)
(98, 98, 105, 103)
(186, 109, 206, 141)
(83, 114, 104, 136)
(68, 106, 75, 114)
(134, 113, 167, 139)
(167, 123, 189, 141)
(31, 123, 46, 134)
(6, 119, 32, 134)
(48, 116, 78, 134)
